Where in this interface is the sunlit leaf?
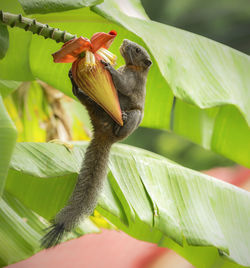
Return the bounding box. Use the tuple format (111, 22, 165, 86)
(5, 142, 250, 267)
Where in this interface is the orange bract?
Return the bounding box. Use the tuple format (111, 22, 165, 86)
(90, 30, 117, 52)
(52, 37, 92, 63)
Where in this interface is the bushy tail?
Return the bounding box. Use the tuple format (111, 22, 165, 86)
(41, 136, 112, 249)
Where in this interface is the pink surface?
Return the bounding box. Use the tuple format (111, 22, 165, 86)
(204, 166, 250, 186)
(7, 230, 164, 268)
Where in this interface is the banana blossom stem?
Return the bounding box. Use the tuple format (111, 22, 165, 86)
(0, 10, 76, 43)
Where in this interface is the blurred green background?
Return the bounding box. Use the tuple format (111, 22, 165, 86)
(122, 0, 250, 170)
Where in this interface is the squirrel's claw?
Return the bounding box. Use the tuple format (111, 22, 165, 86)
(68, 69, 73, 79)
(68, 69, 77, 86)
(100, 59, 111, 68)
(113, 111, 127, 136)
(121, 111, 128, 122)
(68, 69, 78, 95)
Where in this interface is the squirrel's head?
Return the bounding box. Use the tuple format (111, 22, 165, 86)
(120, 39, 152, 70)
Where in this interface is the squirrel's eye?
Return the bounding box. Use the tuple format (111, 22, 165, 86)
(135, 47, 141, 53)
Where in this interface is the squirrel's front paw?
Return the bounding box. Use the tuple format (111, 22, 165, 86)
(68, 69, 73, 80)
(100, 60, 111, 69)
(122, 111, 128, 123)
(68, 69, 79, 96)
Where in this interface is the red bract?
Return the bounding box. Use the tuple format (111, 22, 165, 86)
(52, 31, 123, 126)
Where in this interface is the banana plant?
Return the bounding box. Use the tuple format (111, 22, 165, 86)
(0, 0, 250, 267)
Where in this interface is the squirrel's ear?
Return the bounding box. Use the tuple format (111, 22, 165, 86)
(144, 59, 152, 67)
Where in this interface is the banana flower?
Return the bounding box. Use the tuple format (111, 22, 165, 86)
(52, 30, 123, 126)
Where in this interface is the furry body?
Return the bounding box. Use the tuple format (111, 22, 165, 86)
(41, 39, 152, 248)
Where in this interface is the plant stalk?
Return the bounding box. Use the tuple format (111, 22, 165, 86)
(0, 10, 76, 43)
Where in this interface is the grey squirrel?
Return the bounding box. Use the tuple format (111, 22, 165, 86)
(41, 39, 152, 248)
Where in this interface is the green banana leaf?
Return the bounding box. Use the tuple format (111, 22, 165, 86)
(4, 142, 250, 267)
(5, 81, 49, 142)
(18, 0, 103, 14)
(3, 80, 92, 142)
(0, 79, 20, 195)
(0, 190, 100, 267)
(1, 0, 249, 166)
(0, 191, 47, 266)
(0, 24, 8, 59)
(0, 96, 17, 196)
(0, 80, 21, 98)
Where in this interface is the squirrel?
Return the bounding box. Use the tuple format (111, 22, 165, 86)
(41, 39, 152, 248)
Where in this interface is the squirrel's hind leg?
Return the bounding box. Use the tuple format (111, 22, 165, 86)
(114, 109, 142, 138)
